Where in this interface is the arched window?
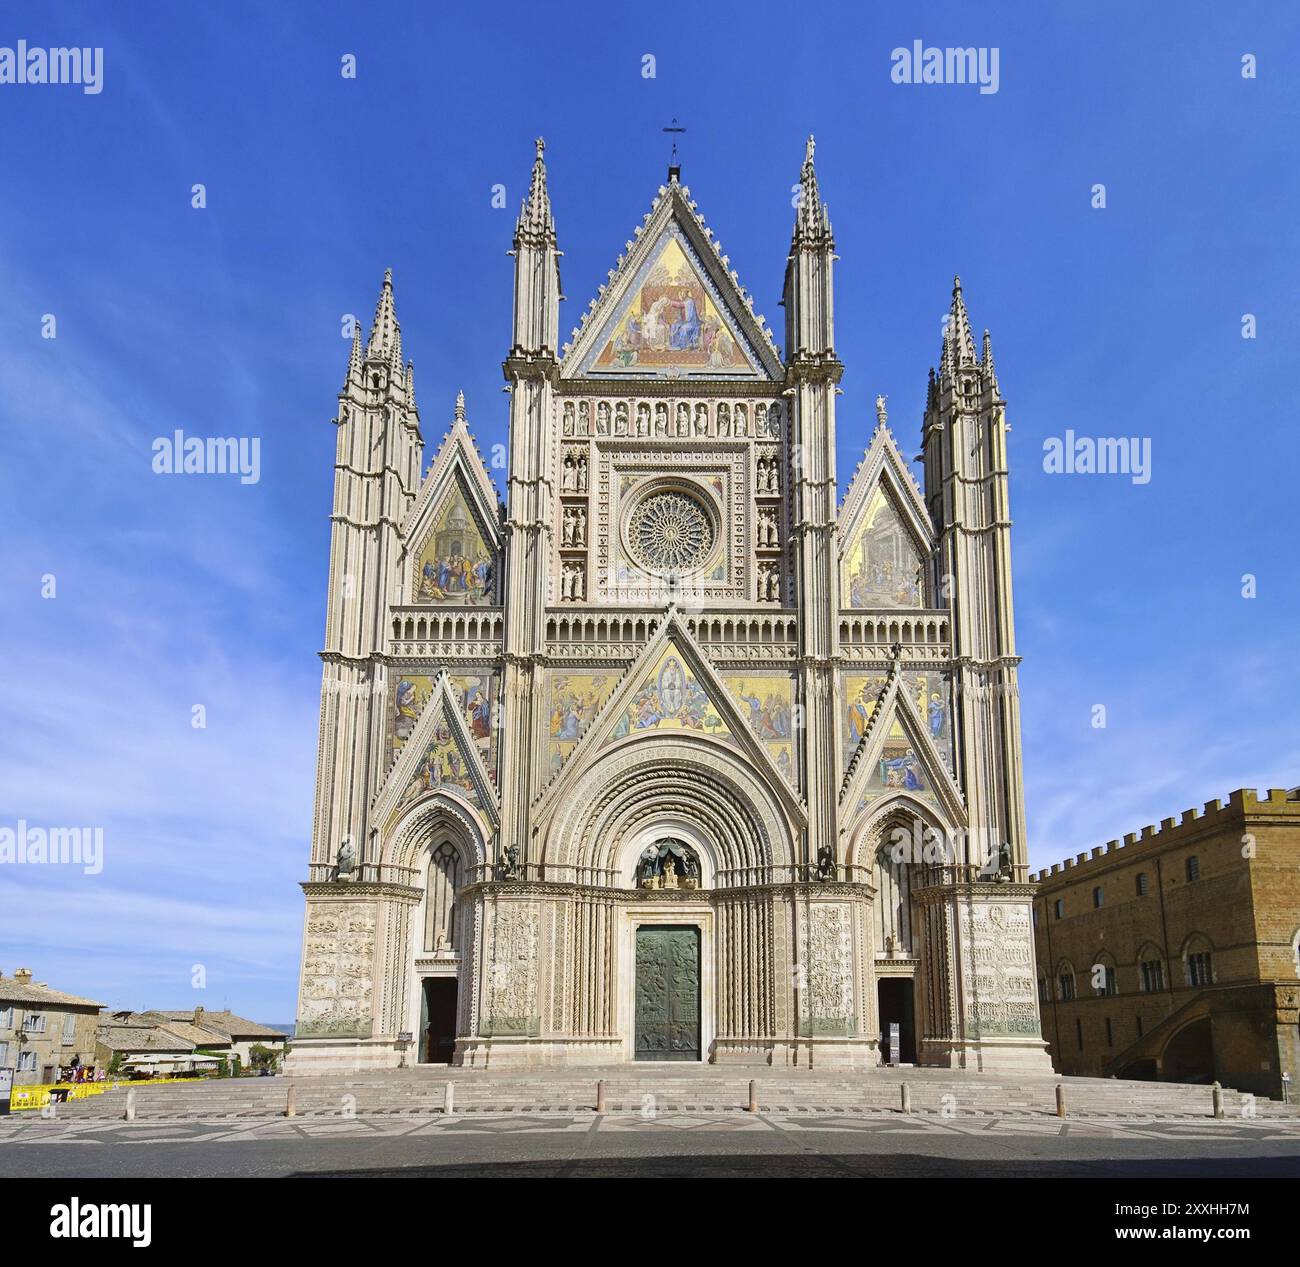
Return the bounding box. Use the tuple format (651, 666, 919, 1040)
(1057, 960, 1077, 1002)
(424, 840, 462, 952)
(1182, 934, 1214, 988)
(1091, 952, 1118, 996)
(1137, 943, 1166, 993)
(873, 833, 915, 958)
(1185, 855, 1200, 882)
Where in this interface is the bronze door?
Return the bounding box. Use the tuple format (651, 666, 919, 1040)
(634, 925, 701, 1061)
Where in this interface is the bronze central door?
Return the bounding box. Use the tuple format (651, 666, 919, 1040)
(634, 925, 700, 1061)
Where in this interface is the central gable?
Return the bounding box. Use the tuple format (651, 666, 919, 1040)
(564, 182, 782, 382)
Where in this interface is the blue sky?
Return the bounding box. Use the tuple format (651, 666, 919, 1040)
(1, 1, 1296, 1022)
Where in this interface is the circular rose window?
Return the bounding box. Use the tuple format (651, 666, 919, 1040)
(627, 489, 715, 573)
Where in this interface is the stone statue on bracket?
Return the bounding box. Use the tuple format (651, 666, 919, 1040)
(816, 843, 835, 882)
(336, 838, 356, 881)
(500, 843, 521, 881)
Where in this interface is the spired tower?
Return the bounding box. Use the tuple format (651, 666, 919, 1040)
(290, 139, 1051, 1072)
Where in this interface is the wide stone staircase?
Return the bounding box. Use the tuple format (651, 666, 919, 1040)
(39, 1065, 1300, 1123)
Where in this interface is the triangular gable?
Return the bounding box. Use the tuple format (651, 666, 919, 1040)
(563, 182, 783, 381)
(840, 660, 964, 827)
(534, 611, 805, 825)
(838, 422, 933, 610)
(373, 672, 500, 830)
(402, 407, 503, 606)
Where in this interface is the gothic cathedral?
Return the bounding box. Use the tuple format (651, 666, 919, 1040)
(291, 139, 1051, 1072)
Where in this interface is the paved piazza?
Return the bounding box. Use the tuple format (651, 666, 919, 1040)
(3, 1110, 1299, 1178)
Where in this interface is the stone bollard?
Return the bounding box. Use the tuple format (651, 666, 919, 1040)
(443, 1081, 455, 1115)
(124, 1088, 136, 1122)
(747, 1079, 758, 1113)
(284, 1085, 296, 1118)
(901, 1083, 912, 1115)
(595, 1079, 606, 1113)
(1212, 1081, 1224, 1120)
(1055, 1084, 1067, 1119)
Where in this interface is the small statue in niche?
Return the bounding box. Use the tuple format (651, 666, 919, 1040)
(636, 402, 651, 436)
(500, 844, 521, 880)
(563, 402, 575, 435)
(694, 403, 708, 436)
(597, 401, 611, 435)
(734, 403, 748, 436)
(615, 402, 629, 435)
(574, 506, 587, 546)
(577, 456, 588, 492)
(655, 403, 668, 435)
(717, 403, 730, 436)
(676, 402, 690, 436)
(662, 855, 678, 890)
(578, 401, 591, 436)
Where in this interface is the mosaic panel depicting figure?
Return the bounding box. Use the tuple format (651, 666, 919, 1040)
(413, 486, 495, 604)
(722, 673, 797, 785)
(609, 647, 731, 743)
(841, 486, 925, 609)
(590, 232, 754, 375)
(390, 672, 499, 781)
(546, 671, 618, 776)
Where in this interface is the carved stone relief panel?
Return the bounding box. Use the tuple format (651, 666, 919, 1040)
(485, 902, 540, 1036)
(297, 901, 377, 1038)
(801, 902, 855, 1036)
(959, 900, 1039, 1038)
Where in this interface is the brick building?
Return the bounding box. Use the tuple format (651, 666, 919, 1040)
(1031, 787, 1300, 1099)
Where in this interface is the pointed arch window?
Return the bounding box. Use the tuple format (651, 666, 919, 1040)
(424, 841, 462, 952)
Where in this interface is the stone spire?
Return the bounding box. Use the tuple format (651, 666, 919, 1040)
(366, 268, 402, 362)
(941, 275, 977, 375)
(454, 389, 466, 422)
(405, 360, 418, 414)
(517, 137, 555, 242)
(344, 323, 362, 389)
(982, 328, 998, 391)
(792, 135, 832, 243)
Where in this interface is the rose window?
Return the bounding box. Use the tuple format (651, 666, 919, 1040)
(627, 490, 714, 573)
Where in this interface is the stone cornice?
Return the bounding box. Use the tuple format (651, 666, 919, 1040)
(300, 880, 422, 901)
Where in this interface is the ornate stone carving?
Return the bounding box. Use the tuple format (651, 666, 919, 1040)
(486, 904, 540, 1035)
(803, 903, 854, 1035)
(627, 489, 713, 573)
(297, 902, 376, 1037)
(960, 900, 1039, 1038)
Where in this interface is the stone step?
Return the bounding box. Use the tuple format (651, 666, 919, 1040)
(41, 1070, 1300, 1123)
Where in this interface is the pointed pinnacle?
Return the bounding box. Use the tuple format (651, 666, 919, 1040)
(794, 134, 831, 241)
(945, 274, 976, 371)
(454, 390, 466, 422)
(517, 136, 555, 239)
(366, 268, 401, 360)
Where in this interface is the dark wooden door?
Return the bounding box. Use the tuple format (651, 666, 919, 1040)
(423, 978, 458, 1065)
(635, 926, 701, 1061)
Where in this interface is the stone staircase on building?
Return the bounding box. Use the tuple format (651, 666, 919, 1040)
(33, 1065, 1300, 1123)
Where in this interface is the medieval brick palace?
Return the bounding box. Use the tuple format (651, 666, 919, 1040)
(290, 139, 1052, 1072)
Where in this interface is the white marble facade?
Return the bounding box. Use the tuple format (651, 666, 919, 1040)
(289, 139, 1051, 1073)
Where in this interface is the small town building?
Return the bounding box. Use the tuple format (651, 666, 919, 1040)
(0, 968, 104, 1085)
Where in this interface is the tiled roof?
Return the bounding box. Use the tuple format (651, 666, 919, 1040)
(148, 1010, 286, 1041)
(96, 1024, 195, 1054)
(0, 976, 104, 1010)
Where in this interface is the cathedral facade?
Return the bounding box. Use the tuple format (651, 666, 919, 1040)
(290, 139, 1051, 1072)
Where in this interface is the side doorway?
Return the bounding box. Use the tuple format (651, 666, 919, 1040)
(421, 977, 458, 1065)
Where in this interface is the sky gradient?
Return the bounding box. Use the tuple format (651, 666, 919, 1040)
(1, 1, 1296, 1021)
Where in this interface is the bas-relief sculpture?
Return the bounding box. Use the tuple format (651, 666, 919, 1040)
(293, 140, 1049, 1075)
